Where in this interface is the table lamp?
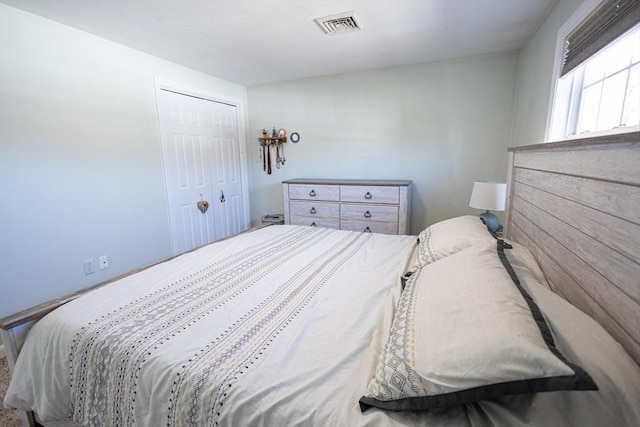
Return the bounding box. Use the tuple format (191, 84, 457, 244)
(469, 181, 507, 233)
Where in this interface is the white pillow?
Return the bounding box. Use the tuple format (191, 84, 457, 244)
(415, 215, 494, 268)
(504, 239, 551, 290)
(361, 240, 596, 412)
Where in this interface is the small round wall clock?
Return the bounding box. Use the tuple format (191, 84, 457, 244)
(290, 132, 300, 143)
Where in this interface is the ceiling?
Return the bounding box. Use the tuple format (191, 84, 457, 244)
(1, 0, 556, 86)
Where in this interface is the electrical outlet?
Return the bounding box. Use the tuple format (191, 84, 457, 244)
(99, 255, 109, 270)
(83, 259, 95, 275)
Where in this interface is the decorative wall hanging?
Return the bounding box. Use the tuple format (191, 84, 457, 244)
(197, 193, 209, 213)
(258, 127, 288, 174)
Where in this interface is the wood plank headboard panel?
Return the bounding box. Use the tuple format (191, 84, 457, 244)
(505, 132, 640, 365)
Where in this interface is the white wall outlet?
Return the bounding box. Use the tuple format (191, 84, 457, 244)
(83, 259, 95, 275)
(99, 255, 109, 269)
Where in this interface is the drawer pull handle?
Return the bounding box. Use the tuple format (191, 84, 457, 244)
(309, 190, 316, 197)
(364, 210, 371, 218)
(311, 222, 317, 227)
(364, 191, 372, 199)
(364, 226, 372, 233)
(310, 207, 317, 214)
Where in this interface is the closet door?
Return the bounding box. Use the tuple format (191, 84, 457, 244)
(157, 89, 245, 255)
(207, 101, 245, 241)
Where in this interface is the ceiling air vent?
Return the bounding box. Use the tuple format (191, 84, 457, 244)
(315, 11, 362, 35)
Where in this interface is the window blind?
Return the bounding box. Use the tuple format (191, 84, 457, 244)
(561, 0, 640, 76)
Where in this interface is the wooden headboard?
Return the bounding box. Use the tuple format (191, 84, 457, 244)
(505, 131, 640, 365)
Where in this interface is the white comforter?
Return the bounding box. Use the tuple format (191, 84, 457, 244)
(6, 225, 639, 427)
(6, 226, 469, 426)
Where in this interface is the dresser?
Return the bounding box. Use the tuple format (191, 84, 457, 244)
(282, 179, 412, 235)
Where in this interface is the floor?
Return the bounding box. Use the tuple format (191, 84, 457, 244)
(0, 357, 20, 427)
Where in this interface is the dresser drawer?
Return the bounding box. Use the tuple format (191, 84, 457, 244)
(340, 185, 399, 204)
(340, 219, 398, 235)
(290, 216, 340, 229)
(288, 184, 340, 201)
(290, 201, 339, 218)
(283, 179, 411, 235)
(340, 204, 398, 222)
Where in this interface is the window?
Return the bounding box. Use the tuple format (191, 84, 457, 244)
(548, 0, 640, 141)
(573, 26, 639, 134)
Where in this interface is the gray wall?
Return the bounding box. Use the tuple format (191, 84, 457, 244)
(0, 5, 248, 317)
(247, 54, 519, 233)
(0, 0, 582, 318)
(511, 0, 586, 147)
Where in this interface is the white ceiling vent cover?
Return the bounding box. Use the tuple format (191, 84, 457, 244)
(315, 11, 362, 35)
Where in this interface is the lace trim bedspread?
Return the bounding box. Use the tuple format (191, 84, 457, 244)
(68, 226, 371, 427)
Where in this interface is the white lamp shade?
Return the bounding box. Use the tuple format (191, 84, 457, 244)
(469, 182, 507, 211)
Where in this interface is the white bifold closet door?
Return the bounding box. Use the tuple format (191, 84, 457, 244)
(157, 88, 245, 255)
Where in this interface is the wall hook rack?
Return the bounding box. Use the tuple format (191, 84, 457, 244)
(259, 128, 287, 174)
(258, 127, 287, 146)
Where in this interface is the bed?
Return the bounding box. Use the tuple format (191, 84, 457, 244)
(2, 132, 639, 427)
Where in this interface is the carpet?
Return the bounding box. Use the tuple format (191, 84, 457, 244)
(0, 357, 21, 427)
